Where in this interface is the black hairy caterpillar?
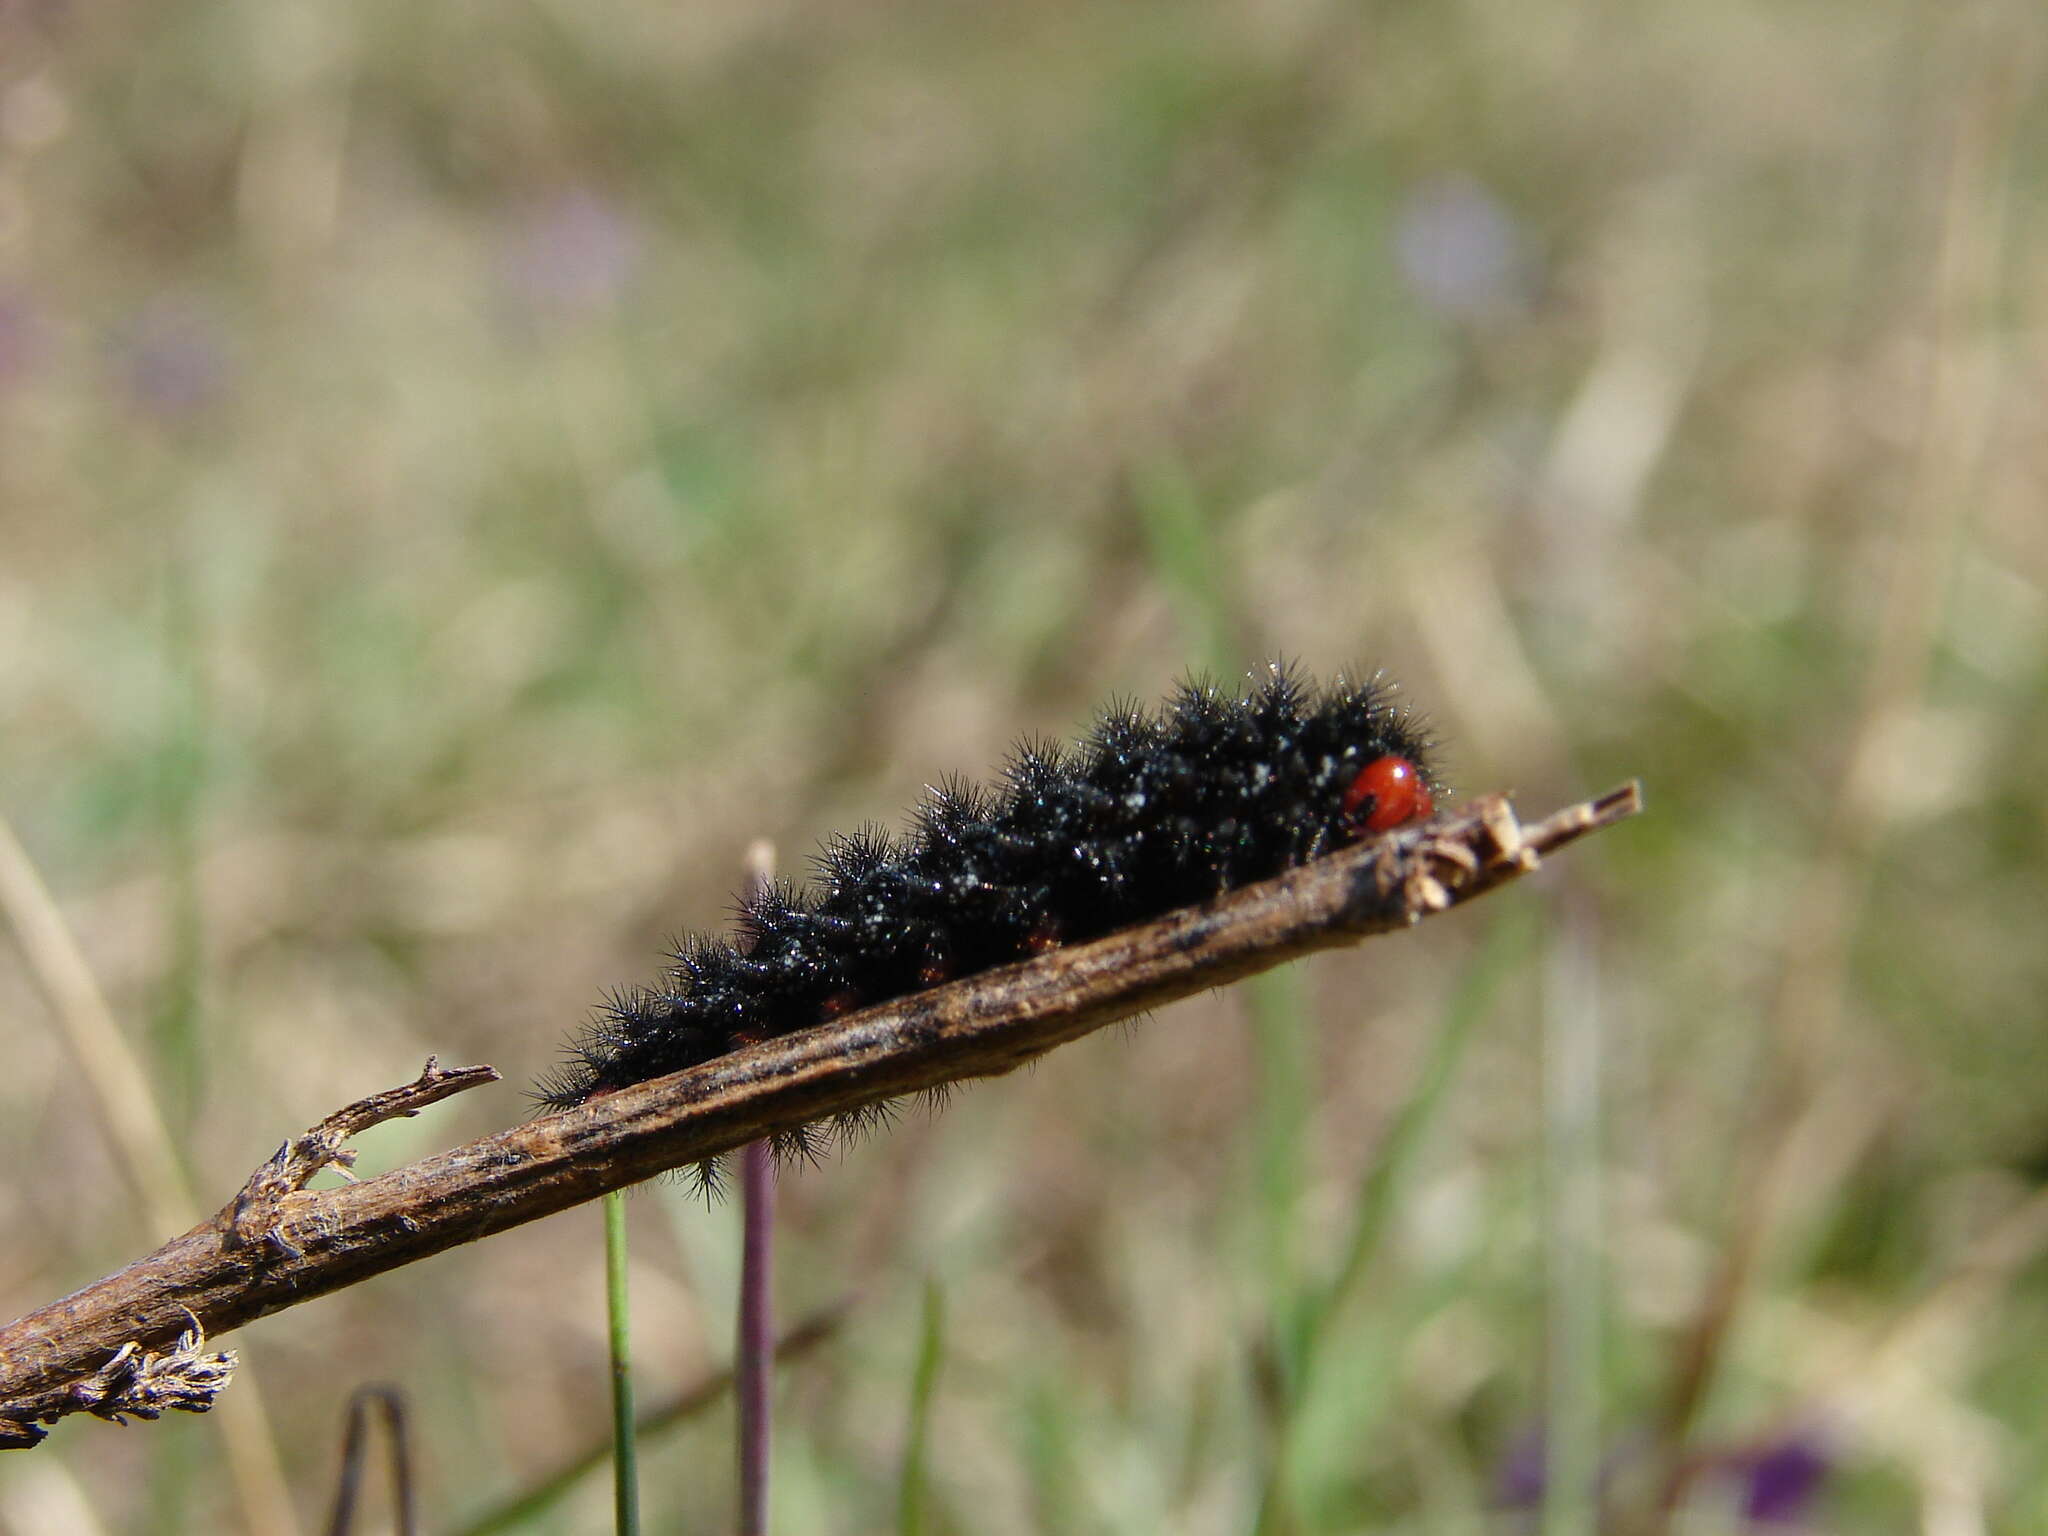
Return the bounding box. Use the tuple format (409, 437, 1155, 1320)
(540, 664, 1439, 1165)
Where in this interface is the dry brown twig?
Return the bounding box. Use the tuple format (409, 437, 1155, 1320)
(0, 783, 1640, 1449)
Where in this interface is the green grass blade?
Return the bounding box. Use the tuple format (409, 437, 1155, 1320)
(897, 1279, 947, 1536)
(605, 1191, 641, 1536)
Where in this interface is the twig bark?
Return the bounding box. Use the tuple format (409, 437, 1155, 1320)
(226, 1057, 503, 1256)
(0, 783, 1639, 1448)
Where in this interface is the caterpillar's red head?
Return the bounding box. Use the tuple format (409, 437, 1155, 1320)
(1341, 754, 1434, 833)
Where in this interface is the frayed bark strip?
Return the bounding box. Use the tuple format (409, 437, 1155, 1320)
(0, 784, 1638, 1444)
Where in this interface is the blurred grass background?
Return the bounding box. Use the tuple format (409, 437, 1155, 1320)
(2, 0, 2044, 1530)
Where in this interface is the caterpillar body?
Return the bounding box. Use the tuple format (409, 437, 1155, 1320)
(540, 664, 1439, 1167)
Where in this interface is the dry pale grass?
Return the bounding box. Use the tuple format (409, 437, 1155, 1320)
(1, 0, 2044, 1530)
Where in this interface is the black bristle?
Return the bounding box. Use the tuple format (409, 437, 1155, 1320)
(682, 1156, 729, 1202)
(830, 1098, 904, 1147)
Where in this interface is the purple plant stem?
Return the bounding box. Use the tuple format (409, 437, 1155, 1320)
(736, 1143, 775, 1532)
(736, 845, 778, 1536)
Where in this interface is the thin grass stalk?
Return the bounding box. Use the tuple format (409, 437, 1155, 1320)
(322, 1385, 416, 1536)
(897, 1280, 946, 1536)
(737, 1141, 776, 1535)
(736, 840, 779, 1536)
(604, 1190, 641, 1536)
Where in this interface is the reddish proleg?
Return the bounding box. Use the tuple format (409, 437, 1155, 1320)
(1342, 754, 1434, 832)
